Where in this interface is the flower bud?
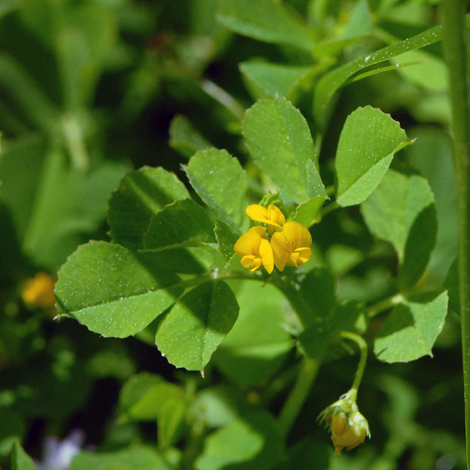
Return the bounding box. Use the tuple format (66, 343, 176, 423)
(318, 391, 370, 455)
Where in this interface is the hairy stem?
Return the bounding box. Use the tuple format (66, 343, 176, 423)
(442, 0, 470, 466)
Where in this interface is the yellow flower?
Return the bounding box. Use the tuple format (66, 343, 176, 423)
(234, 226, 274, 274)
(270, 221, 312, 271)
(246, 204, 285, 234)
(22, 272, 56, 309)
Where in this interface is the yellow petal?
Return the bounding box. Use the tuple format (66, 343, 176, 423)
(246, 204, 269, 222)
(246, 204, 284, 229)
(234, 227, 266, 257)
(270, 232, 290, 271)
(331, 425, 367, 451)
(289, 247, 312, 267)
(283, 221, 312, 249)
(267, 205, 285, 227)
(241, 255, 262, 271)
(259, 238, 274, 274)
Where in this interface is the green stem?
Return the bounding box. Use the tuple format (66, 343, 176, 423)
(367, 293, 404, 318)
(278, 357, 320, 437)
(442, 0, 470, 467)
(340, 331, 368, 394)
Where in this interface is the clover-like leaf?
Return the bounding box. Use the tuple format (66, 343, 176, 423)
(156, 281, 239, 372)
(374, 291, 448, 363)
(335, 107, 412, 207)
(108, 167, 190, 251)
(243, 97, 326, 205)
(55, 241, 183, 338)
(184, 149, 247, 230)
(361, 166, 437, 290)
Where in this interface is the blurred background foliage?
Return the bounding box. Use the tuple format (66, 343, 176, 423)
(0, 0, 464, 469)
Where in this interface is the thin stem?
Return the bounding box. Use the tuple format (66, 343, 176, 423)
(367, 293, 404, 318)
(340, 331, 368, 394)
(442, 0, 470, 466)
(320, 200, 340, 218)
(278, 357, 320, 437)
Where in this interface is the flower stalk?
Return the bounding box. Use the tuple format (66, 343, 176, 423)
(318, 331, 370, 454)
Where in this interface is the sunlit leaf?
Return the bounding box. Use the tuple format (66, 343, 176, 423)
(243, 97, 326, 205)
(335, 106, 412, 207)
(374, 291, 448, 363)
(55, 241, 183, 338)
(184, 149, 247, 230)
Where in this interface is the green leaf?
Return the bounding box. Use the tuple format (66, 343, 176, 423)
(184, 148, 247, 229)
(313, 22, 446, 127)
(390, 49, 448, 92)
(243, 97, 326, 205)
(108, 166, 190, 251)
(119, 373, 188, 450)
(137, 249, 209, 275)
(361, 166, 438, 290)
(0, 136, 130, 269)
(143, 199, 216, 251)
(119, 372, 165, 420)
(239, 62, 314, 101)
(297, 321, 331, 360)
(156, 281, 239, 371)
(193, 386, 242, 428)
(374, 291, 448, 363)
(169, 115, 212, 159)
(214, 281, 293, 386)
(11, 441, 37, 470)
(0, 409, 24, 456)
(292, 196, 328, 227)
(330, 300, 368, 334)
(195, 409, 284, 470)
(217, 0, 315, 51)
(0, 53, 60, 134)
(55, 241, 183, 338)
(335, 107, 412, 207)
(70, 446, 175, 470)
(215, 220, 241, 263)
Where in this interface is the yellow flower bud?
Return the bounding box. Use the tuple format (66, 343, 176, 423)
(318, 390, 370, 455)
(330, 409, 368, 455)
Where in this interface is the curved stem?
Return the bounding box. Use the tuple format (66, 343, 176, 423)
(278, 357, 320, 437)
(340, 331, 368, 394)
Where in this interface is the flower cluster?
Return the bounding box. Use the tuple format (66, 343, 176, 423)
(234, 204, 312, 274)
(318, 390, 370, 455)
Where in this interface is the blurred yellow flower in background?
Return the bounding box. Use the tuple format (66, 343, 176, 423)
(22, 272, 57, 309)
